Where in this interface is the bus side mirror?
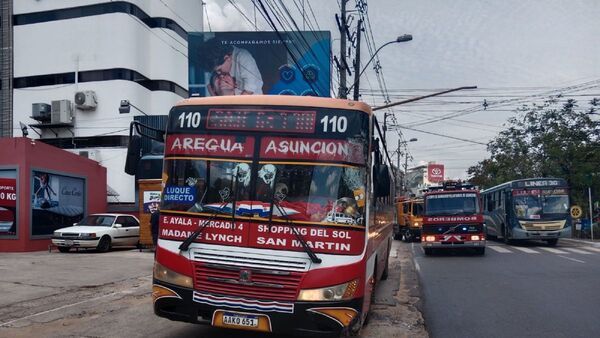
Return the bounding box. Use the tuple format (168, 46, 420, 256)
(124, 135, 142, 175)
(375, 164, 391, 197)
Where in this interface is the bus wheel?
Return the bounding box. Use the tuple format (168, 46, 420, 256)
(503, 226, 512, 245)
(546, 238, 558, 246)
(424, 248, 433, 256)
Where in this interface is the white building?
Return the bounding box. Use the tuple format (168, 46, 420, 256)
(1, 0, 202, 205)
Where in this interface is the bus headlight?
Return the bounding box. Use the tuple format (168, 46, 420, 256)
(298, 279, 359, 301)
(153, 262, 193, 288)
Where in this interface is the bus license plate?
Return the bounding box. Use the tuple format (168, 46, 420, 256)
(222, 312, 258, 328)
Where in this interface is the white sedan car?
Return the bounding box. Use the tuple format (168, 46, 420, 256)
(52, 213, 140, 253)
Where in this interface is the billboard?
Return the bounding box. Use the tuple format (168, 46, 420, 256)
(0, 175, 17, 237)
(189, 31, 331, 97)
(427, 164, 445, 183)
(31, 171, 85, 236)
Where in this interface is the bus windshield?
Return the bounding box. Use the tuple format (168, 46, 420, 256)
(413, 202, 424, 216)
(513, 189, 569, 219)
(162, 159, 366, 226)
(425, 193, 479, 216)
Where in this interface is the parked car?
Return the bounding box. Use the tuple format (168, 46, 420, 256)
(52, 213, 140, 253)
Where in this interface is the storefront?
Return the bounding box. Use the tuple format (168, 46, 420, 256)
(0, 138, 107, 252)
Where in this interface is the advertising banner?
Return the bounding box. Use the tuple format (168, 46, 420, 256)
(159, 214, 364, 255)
(31, 171, 85, 236)
(427, 164, 445, 183)
(0, 176, 17, 236)
(143, 190, 161, 213)
(189, 31, 331, 97)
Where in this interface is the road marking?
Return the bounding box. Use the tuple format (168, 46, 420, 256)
(558, 255, 585, 264)
(563, 248, 593, 255)
(488, 246, 512, 253)
(538, 247, 568, 254)
(582, 246, 600, 253)
(512, 247, 539, 254)
(414, 260, 421, 273)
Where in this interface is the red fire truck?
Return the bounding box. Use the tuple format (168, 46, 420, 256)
(421, 181, 486, 255)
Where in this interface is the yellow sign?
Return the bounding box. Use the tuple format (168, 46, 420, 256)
(570, 205, 583, 219)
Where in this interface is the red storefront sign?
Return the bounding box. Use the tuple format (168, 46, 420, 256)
(165, 134, 255, 158)
(260, 137, 365, 164)
(428, 164, 445, 182)
(0, 178, 16, 208)
(158, 214, 364, 255)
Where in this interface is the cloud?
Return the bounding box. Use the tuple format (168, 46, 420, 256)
(204, 1, 257, 31)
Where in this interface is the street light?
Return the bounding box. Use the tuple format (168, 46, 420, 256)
(346, 34, 413, 98)
(119, 100, 149, 116)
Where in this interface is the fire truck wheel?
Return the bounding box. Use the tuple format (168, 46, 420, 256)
(424, 248, 433, 256)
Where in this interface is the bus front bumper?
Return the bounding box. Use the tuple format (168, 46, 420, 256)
(512, 227, 571, 240)
(152, 280, 364, 336)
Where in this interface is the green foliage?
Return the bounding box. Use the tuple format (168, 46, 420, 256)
(468, 97, 600, 208)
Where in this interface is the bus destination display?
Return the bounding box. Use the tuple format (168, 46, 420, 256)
(206, 108, 316, 133)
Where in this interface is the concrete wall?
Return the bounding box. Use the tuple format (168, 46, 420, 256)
(0, 137, 107, 252)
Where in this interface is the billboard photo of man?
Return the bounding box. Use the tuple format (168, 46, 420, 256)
(201, 37, 264, 96)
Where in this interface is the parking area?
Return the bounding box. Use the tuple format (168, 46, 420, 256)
(0, 242, 427, 338)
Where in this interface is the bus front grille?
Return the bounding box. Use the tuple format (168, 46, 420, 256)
(193, 263, 304, 301)
(520, 220, 566, 231)
(190, 247, 310, 272)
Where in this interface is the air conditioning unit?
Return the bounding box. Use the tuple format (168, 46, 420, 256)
(51, 100, 74, 124)
(79, 150, 100, 161)
(74, 90, 97, 110)
(32, 103, 51, 122)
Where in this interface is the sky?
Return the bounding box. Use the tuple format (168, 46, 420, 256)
(204, 0, 600, 179)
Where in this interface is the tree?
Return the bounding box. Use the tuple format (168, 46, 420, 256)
(468, 97, 600, 207)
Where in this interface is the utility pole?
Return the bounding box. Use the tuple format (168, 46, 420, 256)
(352, 19, 362, 101)
(337, 0, 348, 99)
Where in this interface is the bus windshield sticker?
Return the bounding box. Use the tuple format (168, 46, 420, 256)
(260, 137, 366, 165)
(166, 134, 255, 158)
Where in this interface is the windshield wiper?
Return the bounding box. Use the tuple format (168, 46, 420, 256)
(179, 169, 239, 252)
(443, 224, 462, 235)
(272, 200, 322, 264)
(266, 168, 321, 264)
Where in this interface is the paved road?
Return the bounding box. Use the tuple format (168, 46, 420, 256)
(413, 239, 600, 338)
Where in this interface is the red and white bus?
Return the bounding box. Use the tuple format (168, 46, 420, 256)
(127, 96, 395, 336)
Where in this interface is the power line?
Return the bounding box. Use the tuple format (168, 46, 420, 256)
(254, 0, 326, 96)
(158, 0, 201, 31)
(397, 125, 489, 145)
(203, 1, 212, 32)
